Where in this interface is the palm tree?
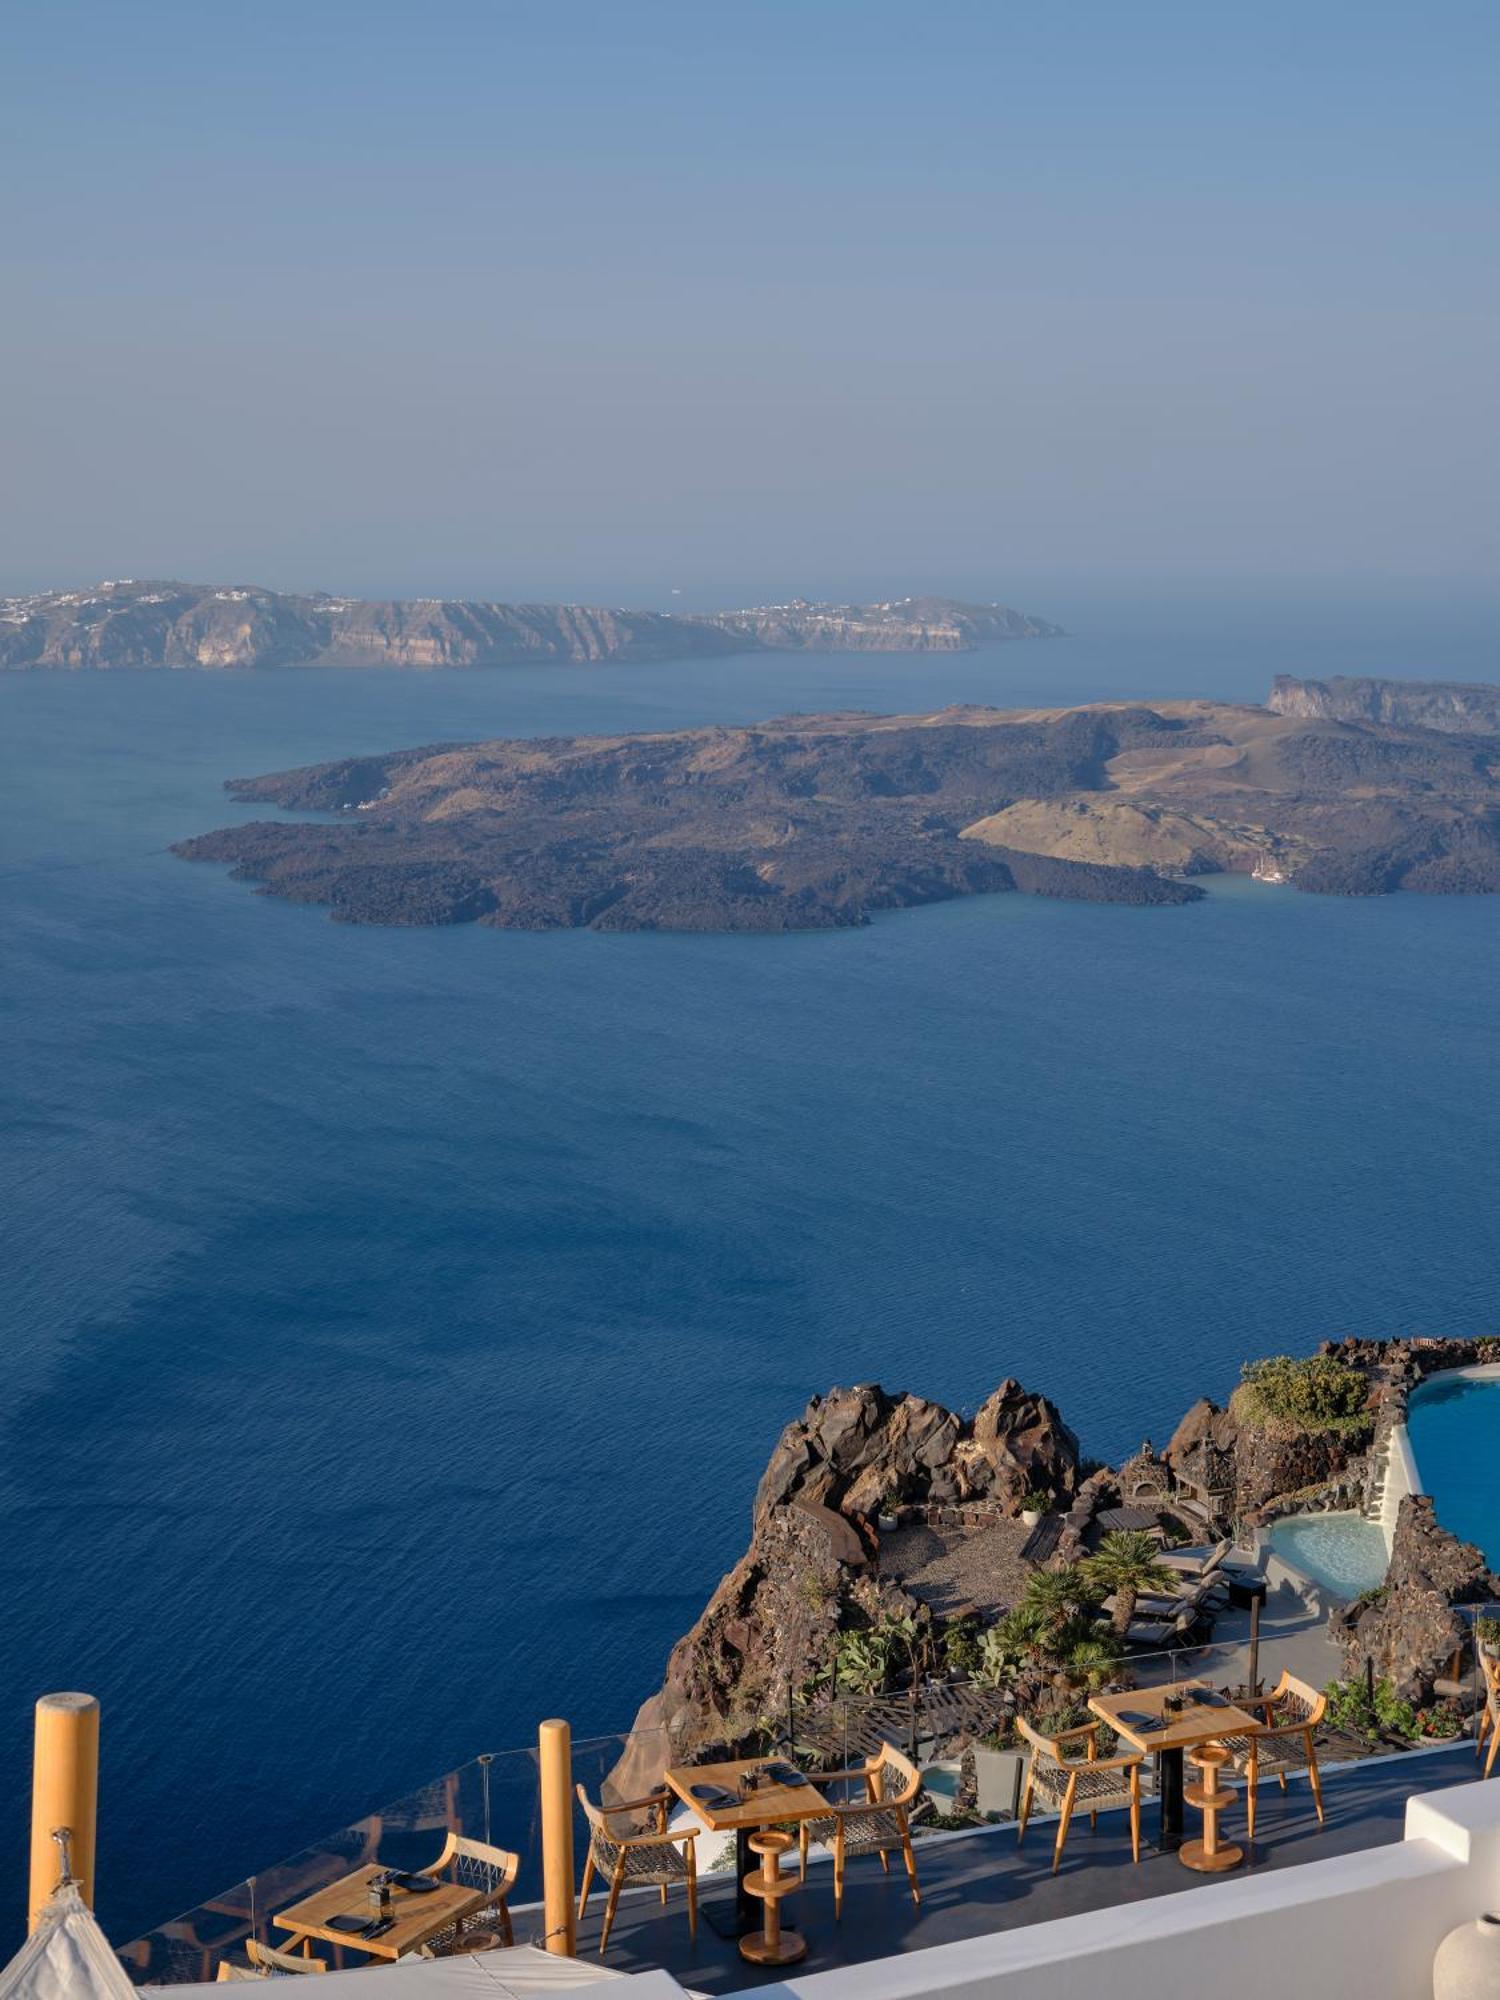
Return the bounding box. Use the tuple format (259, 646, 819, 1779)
(1020, 1563, 1101, 1646)
(1082, 1531, 1175, 1638)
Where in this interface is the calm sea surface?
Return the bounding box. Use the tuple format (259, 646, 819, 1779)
(3, 587, 1499, 1943)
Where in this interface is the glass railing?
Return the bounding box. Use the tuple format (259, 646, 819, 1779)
(117, 1730, 684, 1985)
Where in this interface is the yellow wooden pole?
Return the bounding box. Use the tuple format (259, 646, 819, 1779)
(28, 1692, 100, 1931)
(538, 1719, 576, 1957)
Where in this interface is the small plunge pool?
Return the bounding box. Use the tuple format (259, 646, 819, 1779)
(1406, 1368, 1500, 1572)
(1264, 1511, 1391, 1600)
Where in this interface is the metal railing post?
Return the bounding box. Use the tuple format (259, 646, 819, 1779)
(28, 1693, 99, 1930)
(538, 1720, 576, 1957)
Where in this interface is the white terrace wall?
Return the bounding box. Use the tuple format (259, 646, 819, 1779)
(1381, 1419, 1422, 1540)
(733, 1780, 1500, 2000)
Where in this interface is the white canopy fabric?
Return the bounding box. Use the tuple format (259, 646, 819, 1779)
(143, 1945, 693, 2000)
(0, 1885, 138, 2000)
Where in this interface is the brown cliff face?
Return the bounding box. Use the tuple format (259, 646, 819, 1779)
(623, 1380, 1080, 1781)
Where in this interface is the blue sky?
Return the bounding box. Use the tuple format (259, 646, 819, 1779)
(3, 0, 1497, 602)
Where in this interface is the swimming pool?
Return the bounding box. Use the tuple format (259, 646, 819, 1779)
(1406, 1368, 1500, 1571)
(1264, 1511, 1391, 1600)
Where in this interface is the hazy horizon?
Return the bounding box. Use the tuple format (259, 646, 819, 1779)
(4, 1, 1498, 601)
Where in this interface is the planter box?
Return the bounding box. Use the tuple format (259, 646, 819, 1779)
(971, 1747, 1027, 1818)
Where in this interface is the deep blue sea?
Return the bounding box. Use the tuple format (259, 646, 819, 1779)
(4, 584, 1500, 1946)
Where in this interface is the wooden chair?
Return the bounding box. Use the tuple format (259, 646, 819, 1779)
(796, 1742, 922, 1918)
(216, 1941, 327, 1978)
(418, 1833, 520, 1948)
(576, 1784, 697, 1957)
(1220, 1669, 1327, 1839)
(1015, 1717, 1144, 1873)
(1478, 1653, 1500, 1779)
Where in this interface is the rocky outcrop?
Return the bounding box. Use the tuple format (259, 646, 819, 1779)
(1160, 1378, 1373, 1526)
(0, 580, 1060, 672)
(624, 1340, 1495, 1792)
(623, 1380, 1079, 1781)
(756, 1380, 1080, 1521)
(1334, 1496, 1500, 1701)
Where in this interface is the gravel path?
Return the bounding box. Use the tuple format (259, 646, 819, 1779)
(878, 1519, 1034, 1616)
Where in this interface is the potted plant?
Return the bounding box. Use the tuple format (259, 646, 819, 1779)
(1019, 1489, 1050, 1529)
(1476, 1614, 1500, 1663)
(1416, 1702, 1463, 1741)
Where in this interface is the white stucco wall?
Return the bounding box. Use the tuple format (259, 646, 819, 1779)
(1381, 1419, 1423, 1539)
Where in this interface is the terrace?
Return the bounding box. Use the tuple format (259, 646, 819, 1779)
(587, 1742, 1482, 1992)
(15, 1484, 1498, 2000)
(98, 1576, 1497, 2000)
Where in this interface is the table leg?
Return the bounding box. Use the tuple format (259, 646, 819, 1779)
(1157, 1749, 1185, 1852)
(736, 1828, 757, 1935)
(701, 1827, 760, 1940)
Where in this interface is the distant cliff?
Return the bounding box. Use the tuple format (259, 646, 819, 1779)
(1270, 673, 1500, 734)
(709, 596, 1059, 653)
(0, 580, 1061, 671)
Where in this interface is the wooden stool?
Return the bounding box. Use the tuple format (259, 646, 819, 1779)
(1180, 1743, 1244, 1873)
(738, 1831, 806, 1967)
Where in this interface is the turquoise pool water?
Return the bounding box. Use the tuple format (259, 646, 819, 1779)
(1265, 1512, 1391, 1599)
(1407, 1371, 1500, 1571)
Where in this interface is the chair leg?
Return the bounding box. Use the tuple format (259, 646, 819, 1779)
(497, 1900, 514, 1948)
(833, 1830, 845, 1920)
(1051, 1775, 1078, 1876)
(798, 1824, 809, 1883)
(899, 1818, 921, 1907)
(686, 1847, 698, 1940)
(1016, 1769, 1034, 1847)
(1246, 1760, 1257, 1845)
(1129, 1767, 1141, 1865)
(599, 1866, 625, 1958)
(1485, 1724, 1499, 1780)
(577, 1850, 595, 1924)
(879, 1848, 890, 1874)
(1307, 1749, 1325, 1824)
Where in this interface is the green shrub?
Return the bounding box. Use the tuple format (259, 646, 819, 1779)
(943, 1617, 982, 1676)
(1323, 1673, 1418, 1742)
(1372, 1678, 1418, 1738)
(1238, 1354, 1371, 1435)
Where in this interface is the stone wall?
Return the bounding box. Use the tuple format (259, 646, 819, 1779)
(1333, 1495, 1500, 1701)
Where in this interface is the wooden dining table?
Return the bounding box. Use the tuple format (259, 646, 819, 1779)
(663, 1756, 834, 1940)
(273, 1863, 488, 1963)
(1089, 1680, 1260, 1866)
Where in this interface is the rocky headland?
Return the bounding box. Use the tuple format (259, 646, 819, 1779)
(626, 1338, 1500, 1783)
(0, 580, 1060, 672)
(175, 686, 1500, 929)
